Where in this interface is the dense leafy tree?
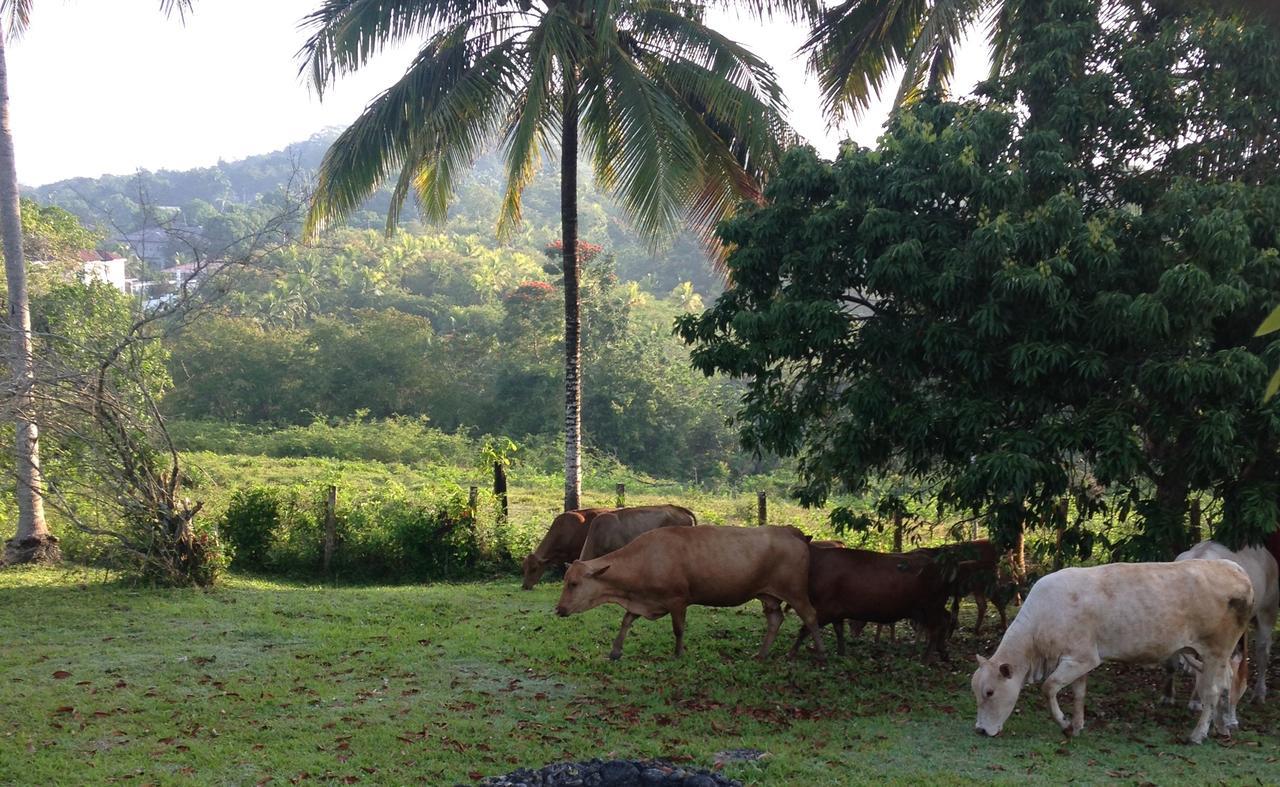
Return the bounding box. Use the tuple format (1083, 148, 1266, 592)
(298, 0, 793, 509)
(679, 1, 1280, 556)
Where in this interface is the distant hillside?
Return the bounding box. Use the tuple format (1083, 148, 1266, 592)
(24, 130, 721, 293)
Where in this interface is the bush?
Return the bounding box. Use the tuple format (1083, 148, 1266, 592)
(213, 482, 514, 582)
(219, 487, 281, 569)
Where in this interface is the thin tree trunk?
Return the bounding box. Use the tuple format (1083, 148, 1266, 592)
(560, 68, 582, 512)
(0, 31, 56, 566)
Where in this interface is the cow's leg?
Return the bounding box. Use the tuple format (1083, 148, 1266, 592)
(996, 599, 1009, 631)
(776, 593, 826, 662)
(758, 596, 785, 660)
(670, 605, 687, 658)
(1160, 656, 1180, 706)
(1069, 675, 1087, 736)
(834, 619, 847, 657)
(1041, 653, 1100, 735)
(1255, 608, 1274, 703)
(787, 621, 816, 659)
(1190, 651, 1233, 743)
(608, 611, 640, 661)
(972, 591, 989, 636)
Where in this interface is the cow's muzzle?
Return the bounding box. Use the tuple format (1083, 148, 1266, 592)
(975, 726, 997, 737)
(555, 606, 569, 617)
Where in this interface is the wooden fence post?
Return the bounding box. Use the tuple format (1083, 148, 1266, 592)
(757, 491, 767, 526)
(323, 484, 336, 576)
(615, 483, 626, 508)
(493, 462, 508, 522)
(892, 510, 903, 553)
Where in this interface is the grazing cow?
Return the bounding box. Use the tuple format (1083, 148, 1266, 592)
(579, 505, 697, 560)
(1162, 541, 1278, 719)
(911, 540, 1013, 636)
(972, 560, 1253, 744)
(521, 508, 614, 589)
(555, 525, 826, 661)
(789, 546, 952, 661)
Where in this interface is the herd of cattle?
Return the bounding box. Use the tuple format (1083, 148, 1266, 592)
(520, 504, 1280, 744)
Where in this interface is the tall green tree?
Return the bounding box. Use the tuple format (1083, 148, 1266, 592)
(0, 0, 190, 565)
(680, 1, 1280, 557)
(299, 0, 794, 510)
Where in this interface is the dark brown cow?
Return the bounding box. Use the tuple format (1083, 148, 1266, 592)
(910, 539, 1014, 636)
(579, 505, 697, 560)
(555, 525, 826, 661)
(521, 508, 614, 589)
(789, 546, 952, 661)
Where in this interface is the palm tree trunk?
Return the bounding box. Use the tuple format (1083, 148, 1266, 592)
(560, 68, 582, 512)
(0, 31, 57, 566)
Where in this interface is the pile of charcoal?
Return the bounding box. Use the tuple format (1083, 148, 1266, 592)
(460, 758, 744, 786)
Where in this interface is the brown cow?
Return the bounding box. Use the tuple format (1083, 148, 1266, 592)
(555, 525, 826, 661)
(579, 505, 697, 560)
(911, 539, 1014, 636)
(790, 546, 952, 660)
(521, 508, 614, 589)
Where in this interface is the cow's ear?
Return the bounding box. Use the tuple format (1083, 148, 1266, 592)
(998, 663, 1013, 679)
(975, 655, 988, 667)
(802, 534, 813, 543)
(586, 564, 611, 578)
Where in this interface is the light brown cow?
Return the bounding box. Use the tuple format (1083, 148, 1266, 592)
(972, 560, 1253, 744)
(555, 525, 826, 661)
(579, 505, 697, 560)
(521, 508, 614, 590)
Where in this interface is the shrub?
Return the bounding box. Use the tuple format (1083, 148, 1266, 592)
(219, 487, 281, 569)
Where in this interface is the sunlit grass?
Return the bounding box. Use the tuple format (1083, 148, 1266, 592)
(3, 567, 1274, 785)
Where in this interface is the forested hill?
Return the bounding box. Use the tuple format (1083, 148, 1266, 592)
(24, 130, 720, 293)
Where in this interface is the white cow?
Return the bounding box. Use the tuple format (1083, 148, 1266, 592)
(1163, 541, 1278, 722)
(972, 560, 1253, 744)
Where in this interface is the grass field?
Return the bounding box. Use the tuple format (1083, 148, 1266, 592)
(3, 567, 1279, 786)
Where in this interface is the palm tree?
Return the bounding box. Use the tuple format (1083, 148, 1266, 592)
(300, 0, 795, 509)
(804, 0, 1280, 121)
(0, 0, 190, 565)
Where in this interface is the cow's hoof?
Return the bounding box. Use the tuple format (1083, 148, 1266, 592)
(1187, 731, 1207, 745)
(608, 652, 622, 662)
(1187, 699, 1202, 712)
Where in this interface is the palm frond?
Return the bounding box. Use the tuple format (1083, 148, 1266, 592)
(298, 0, 517, 96)
(580, 32, 703, 245)
(305, 22, 520, 238)
(0, 0, 30, 39)
(892, 0, 987, 108)
(803, 0, 930, 121)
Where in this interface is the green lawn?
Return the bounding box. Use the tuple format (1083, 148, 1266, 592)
(2, 567, 1277, 785)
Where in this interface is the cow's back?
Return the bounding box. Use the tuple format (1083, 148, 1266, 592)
(580, 505, 696, 560)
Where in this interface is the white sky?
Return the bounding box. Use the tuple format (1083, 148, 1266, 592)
(8, 1, 991, 188)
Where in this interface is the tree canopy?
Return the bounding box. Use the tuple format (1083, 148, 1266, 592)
(679, 0, 1280, 557)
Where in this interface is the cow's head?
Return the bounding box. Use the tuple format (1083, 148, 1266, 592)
(554, 560, 611, 617)
(521, 553, 549, 590)
(972, 654, 1023, 737)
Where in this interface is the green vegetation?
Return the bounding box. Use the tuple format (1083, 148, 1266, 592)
(3, 567, 1278, 786)
(681, 1, 1280, 557)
